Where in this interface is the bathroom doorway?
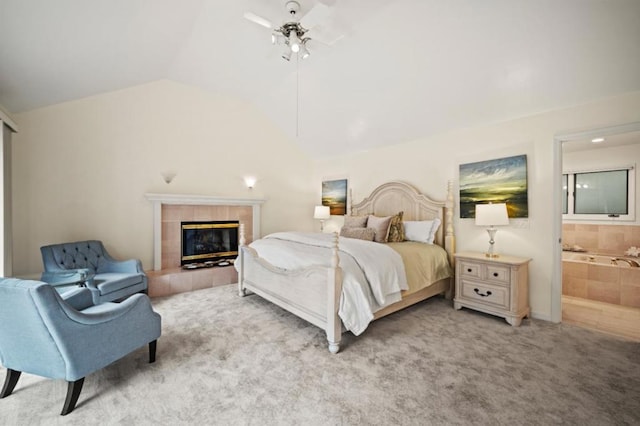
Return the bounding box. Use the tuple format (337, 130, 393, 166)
(554, 122, 640, 341)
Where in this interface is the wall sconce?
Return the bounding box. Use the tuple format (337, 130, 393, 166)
(475, 203, 509, 258)
(161, 171, 176, 184)
(314, 205, 331, 232)
(244, 177, 257, 189)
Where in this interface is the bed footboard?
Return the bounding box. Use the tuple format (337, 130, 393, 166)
(237, 226, 344, 353)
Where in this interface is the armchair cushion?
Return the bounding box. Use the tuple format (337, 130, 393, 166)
(61, 287, 94, 311)
(93, 272, 146, 295)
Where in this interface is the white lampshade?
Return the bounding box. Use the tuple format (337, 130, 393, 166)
(314, 205, 330, 220)
(475, 203, 509, 226)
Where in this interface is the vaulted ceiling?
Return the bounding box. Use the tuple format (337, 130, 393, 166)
(1, 0, 639, 157)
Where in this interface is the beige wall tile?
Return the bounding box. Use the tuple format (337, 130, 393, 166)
(620, 282, 640, 308)
(575, 224, 599, 232)
(599, 226, 627, 253)
(191, 269, 214, 290)
(575, 232, 599, 252)
(563, 224, 640, 255)
(162, 205, 182, 221)
(148, 274, 172, 298)
(563, 276, 588, 298)
(587, 264, 620, 283)
(563, 261, 588, 279)
(587, 279, 620, 304)
(170, 272, 193, 293)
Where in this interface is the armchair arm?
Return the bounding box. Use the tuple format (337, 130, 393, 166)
(99, 258, 145, 274)
(61, 287, 94, 311)
(61, 293, 150, 325)
(41, 269, 92, 287)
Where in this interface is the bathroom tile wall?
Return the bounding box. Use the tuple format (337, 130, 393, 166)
(563, 223, 640, 308)
(562, 224, 640, 255)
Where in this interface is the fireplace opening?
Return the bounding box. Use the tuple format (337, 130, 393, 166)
(181, 221, 239, 267)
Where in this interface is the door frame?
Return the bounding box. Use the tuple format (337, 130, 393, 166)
(552, 121, 640, 322)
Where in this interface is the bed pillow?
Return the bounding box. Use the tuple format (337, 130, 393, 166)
(367, 215, 392, 243)
(387, 211, 405, 243)
(344, 215, 369, 228)
(404, 218, 441, 244)
(340, 227, 375, 241)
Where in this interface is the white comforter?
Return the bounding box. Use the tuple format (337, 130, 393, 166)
(245, 232, 408, 335)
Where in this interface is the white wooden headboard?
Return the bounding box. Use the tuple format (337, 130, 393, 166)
(350, 181, 455, 264)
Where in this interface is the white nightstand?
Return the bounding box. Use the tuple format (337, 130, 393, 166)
(453, 251, 531, 326)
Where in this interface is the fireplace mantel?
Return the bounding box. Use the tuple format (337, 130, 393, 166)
(145, 193, 265, 271)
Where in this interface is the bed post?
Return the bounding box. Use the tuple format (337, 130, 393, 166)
(238, 223, 246, 297)
(444, 180, 456, 299)
(327, 232, 343, 354)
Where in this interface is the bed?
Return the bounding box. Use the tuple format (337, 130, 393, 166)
(236, 181, 455, 353)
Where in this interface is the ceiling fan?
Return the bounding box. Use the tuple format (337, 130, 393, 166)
(244, 1, 342, 61)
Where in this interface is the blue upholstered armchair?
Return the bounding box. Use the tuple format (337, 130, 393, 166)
(0, 278, 161, 415)
(41, 240, 148, 304)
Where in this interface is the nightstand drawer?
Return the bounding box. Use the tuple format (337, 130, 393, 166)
(459, 261, 482, 279)
(460, 280, 509, 310)
(486, 265, 510, 284)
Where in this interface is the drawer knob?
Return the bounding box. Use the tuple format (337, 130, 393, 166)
(467, 268, 472, 273)
(474, 288, 492, 297)
(493, 272, 499, 277)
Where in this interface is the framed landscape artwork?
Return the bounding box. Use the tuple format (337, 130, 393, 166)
(459, 154, 528, 218)
(322, 179, 347, 215)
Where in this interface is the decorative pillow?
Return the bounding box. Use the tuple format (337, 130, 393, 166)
(340, 227, 375, 241)
(344, 215, 368, 228)
(404, 218, 442, 244)
(367, 215, 393, 243)
(387, 211, 405, 243)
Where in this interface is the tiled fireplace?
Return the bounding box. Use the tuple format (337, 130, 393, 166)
(144, 193, 265, 297)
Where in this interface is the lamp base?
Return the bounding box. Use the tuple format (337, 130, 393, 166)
(485, 227, 499, 258)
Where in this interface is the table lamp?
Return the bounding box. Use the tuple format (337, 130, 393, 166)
(314, 205, 331, 232)
(475, 203, 509, 258)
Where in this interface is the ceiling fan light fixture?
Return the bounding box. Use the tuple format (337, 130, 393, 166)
(288, 30, 301, 52)
(281, 46, 292, 61)
(299, 39, 310, 59)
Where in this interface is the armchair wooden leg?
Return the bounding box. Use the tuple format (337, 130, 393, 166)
(0, 369, 21, 398)
(149, 340, 157, 363)
(61, 378, 84, 416)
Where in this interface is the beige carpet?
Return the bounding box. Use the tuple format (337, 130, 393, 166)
(2, 284, 639, 425)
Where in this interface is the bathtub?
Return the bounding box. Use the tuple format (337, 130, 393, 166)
(562, 252, 640, 267)
(562, 251, 640, 307)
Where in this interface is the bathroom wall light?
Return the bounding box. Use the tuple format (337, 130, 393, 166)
(591, 138, 605, 143)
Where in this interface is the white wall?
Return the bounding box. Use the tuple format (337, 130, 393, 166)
(10, 79, 640, 321)
(563, 142, 640, 225)
(12, 80, 315, 274)
(313, 91, 640, 321)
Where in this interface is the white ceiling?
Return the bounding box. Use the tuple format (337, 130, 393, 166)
(1, 0, 639, 157)
(562, 130, 640, 153)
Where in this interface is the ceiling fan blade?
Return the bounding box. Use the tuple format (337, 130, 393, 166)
(299, 3, 331, 29)
(307, 25, 344, 46)
(243, 12, 274, 29)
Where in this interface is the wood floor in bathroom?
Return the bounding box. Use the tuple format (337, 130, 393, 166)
(562, 295, 640, 341)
